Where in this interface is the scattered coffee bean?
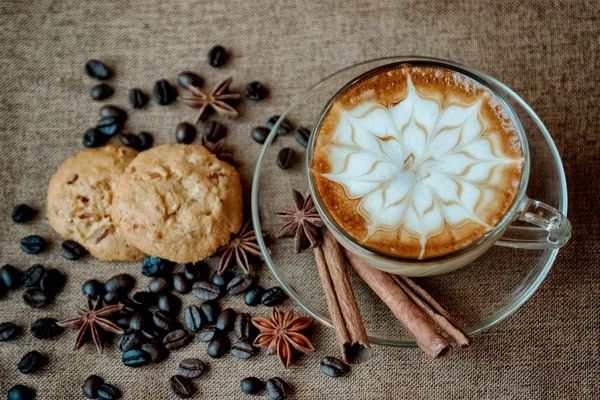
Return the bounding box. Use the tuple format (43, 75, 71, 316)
(192, 281, 220, 301)
(201, 300, 221, 325)
(148, 276, 171, 293)
(31, 318, 63, 339)
(178, 358, 205, 379)
(83, 128, 108, 147)
(140, 342, 166, 363)
(245, 286, 265, 306)
(122, 348, 150, 367)
(103, 290, 121, 305)
(129, 88, 149, 109)
(176, 122, 196, 144)
(207, 335, 230, 358)
(241, 377, 265, 395)
(7, 385, 36, 400)
(39, 269, 66, 298)
(211, 273, 231, 288)
(91, 83, 114, 101)
(250, 126, 270, 144)
(266, 377, 290, 400)
(183, 261, 209, 282)
(82, 375, 104, 399)
(97, 384, 121, 400)
(85, 59, 111, 80)
(20, 235, 47, 254)
(295, 127, 311, 148)
(178, 71, 203, 88)
(261, 287, 287, 306)
(1, 264, 22, 289)
(153, 311, 178, 332)
(114, 313, 132, 331)
(100, 105, 127, 123)
(119, 133, 139, 148)
(207, 45, 228, 67)
(117, 333, 143, 352)
(267, 115, 293, 135)
(61, 240, 88, 260)
(132, 291, 156, 308)
(154, 79, 177, 105)
(0, 322, 20, 341)
(158, 293, 182, 315)
(18, 350, 45, 374)
(142, 256, 175, 277)
(277, 148, 296, 170)
(128, 313, 146, 331)
(163, 329, 191, 350)
(141, 328, 162, 342)
(96, 115, 122, 136)
(172, 273, 190, 294)
(0, 280, 6, 299)
(245, 81, 268, 100)
(216, 308, 236, 332)
(203, 120, 227, 142)
(23, 288, 48, 308)
(12, 204, 36, 223)
(170, 375, 195, 398)
(231, 341, 255, 359)
(82, 279, 105, 299)
(227, 274, 253, 295)
(320, 356, 349, 377)
(234, 313, 255, 342)
(197, 327, 219, 342)
(105, 274, 135, 294)
(136, 131, 153, 151)
(184, 305, 204, 332)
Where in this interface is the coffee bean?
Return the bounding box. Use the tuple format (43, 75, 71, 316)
(277, 148, 296, 170)
(21, 235, 47, 254)
(267, 115, 293, 135)
(266, 377, 290, 399)
(18, 350, 45, 374)
(184, 305, 204, 332)
(234, 313, 255, 342)
(96, 115, 123, 136)
(136, 131, 153, 151)
(31, 318, 63, 339)
(12, 204, 36, 223)
(105, 274, 135, 294)
(211, 272, 231, 288)
(103, 290, 121, 305)
(178, 71, 203, 88)
(119, 133, 140, 148)
(100, 105, 127, 123)
(163, 329, 191, 350)
(153, 311, 178, 332)
(40, 269, 66, 298)
(158, 293, 181, 315)
(117, 332, 143, 352)
(1, 264, 22, 289)
(207, 335, 230, 358)
(176, 122, 196, 144)
(132, 291, 156, 308)
(85, 59, 111, 80)
(129, 88, 149, 109)
(320, 356, 349, 377)
(200, 300, 220, 325)
(82, 375, 104, 399)
(178, 358, 205, 379)
(227, 274, 253, 295)
(251, 126, 270, 144)
(128, 313, 146, 331)
(97, 384, 121, 400)
(91, 83, 114, 101)
(23, 288, 48, 308)
(0, 322, 20, 341)
(82, 279, 105, 299)
(7, 385, 36, 400)
(197, 327, 219, 342)
(114, 313, 132, 331)
(245, 286, 265, 306)
(83, 128, 108, 147)
(170, 375, 195, 398)
(172, 273, 190, 294)
(231, 341, 255, 359)
(154, 79, 177, 105)
(184, 262, 209, 282)
(203, 120, 227, 142)
(240, 377, 265, 395)
(216, 308, 236, 332)
(142, 256, 175, 277)
(261, 287, 287, 306)
(140, 342, 166, 363)
(295, 127, 311, 148)
(148, 276, 171, 293)
(61, 240, 88, 260)
(122, 348, 150, 367)
(245, 81, 268, 100)
(207, 45, 228, 67)
(192, 281, 220, 301)
(141, 328, 162, 342)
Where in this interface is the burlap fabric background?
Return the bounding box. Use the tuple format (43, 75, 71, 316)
(1, 0, 598, 398)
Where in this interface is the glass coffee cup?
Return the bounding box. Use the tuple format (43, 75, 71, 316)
(307, 60, 571, 276)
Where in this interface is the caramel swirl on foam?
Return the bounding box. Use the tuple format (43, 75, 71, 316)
(312, 65, 524, 259)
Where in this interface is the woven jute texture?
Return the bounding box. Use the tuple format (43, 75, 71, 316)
(0, 0, 598, 399)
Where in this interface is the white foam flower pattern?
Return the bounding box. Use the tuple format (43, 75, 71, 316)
(323, 77, 516, 258)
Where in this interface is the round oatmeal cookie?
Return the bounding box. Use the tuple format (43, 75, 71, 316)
(47, 145, 146, 261)
(111, 144, 243, 263)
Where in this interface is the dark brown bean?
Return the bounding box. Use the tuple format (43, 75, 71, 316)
(128, 313, 146, 331)
(207, 335, 230, 358)
(85, 60, 111, 80)
(240, 377, 265, 395)
(40, 268, 66, 298)
(197, 327, 219, 342)
(295, 127, 311, 148)
(136, 132, 153, 151)
(98, 383, 121, 400)
(163, 329, 191, 350)
(234, 313, 255, 342)
(20, 235, 47, 254)
(153, 311, 178, 332)
(129, 88, 149, 109)
(261, 287, 287, 306)
(178, 71, 203, 88)
(18, 350, 45, 374)
(183, 261, 209, 282)
(96, 115, 122, 136)
(103, 290, 121, 305)
(200, 301, 220, 324)
(172, 273, 190, 294)
(154, 80, 177, 105)
(320, 356, 349, 377)
(203, 120, 227, 142)
(157, 293, 181, 315)
(1, 264, 22, 289)
(170, 375, 195, 398)
(227, 274, 253, 295)
(245, 286, 265, 306)
(192, 281, 220, 300)
(104, 274, 135, 294)
(100, 105, 127, 123)
(231, 341, 255, 359)
(277, 147, 296, 169)
(177, 358, 204, 379)
(266, 377, 290, 399)
(215, 308, 236, 332)
(0, 322, 20, 341)
(119, 133, 140, 149)
(7, 385, 36, 400)
(12, 204, 36, 223)
(207, 45, 228, 67)
(140, 342, 166, 363)
(183, 305, 204, 332)
(116, 332, 143, 352)
(82, 375, 104, 399)
(23, 288, 48, 308)
(148, 276, 171, 293)
(122, 349, 150, 367)
(61, 240, 88, 260)
(91, 83, 114, 101)
(82, 279, 105, 299)
(176, 122, 196, 144)
(250, 126, 270, 144)
(22, 264, 45, 287)
(31, 318, 63, 339)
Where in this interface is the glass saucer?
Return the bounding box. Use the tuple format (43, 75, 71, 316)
(250, 57, 568, 347)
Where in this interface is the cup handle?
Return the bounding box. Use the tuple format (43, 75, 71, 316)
(496, 197, 571, 249)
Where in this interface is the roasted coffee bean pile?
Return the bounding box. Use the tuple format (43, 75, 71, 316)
(240, 376, 292, 399)
(82, 375, 122, 400)
(0, 263, 66, 309)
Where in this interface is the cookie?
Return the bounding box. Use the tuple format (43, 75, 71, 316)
(47, 145, 146, 261)
(112, 144, 243, 263)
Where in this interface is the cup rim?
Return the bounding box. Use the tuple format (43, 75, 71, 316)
(306, 57, 531, 264)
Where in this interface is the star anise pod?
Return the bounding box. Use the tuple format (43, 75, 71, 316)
(182, 77, 240, 124)
(276, 190, 325, 253)
(217, 219, 265, 275)
(57, 299, 124, 353)
(200, 134, 233, 164)
(252, 307, 314, 368)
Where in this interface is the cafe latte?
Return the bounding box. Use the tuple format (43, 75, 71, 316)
(311, 64, 524, 259)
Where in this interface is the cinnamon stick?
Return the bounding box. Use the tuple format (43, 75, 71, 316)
(313, 230, 372, 364)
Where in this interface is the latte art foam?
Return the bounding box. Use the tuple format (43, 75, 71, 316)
(312, 64, 523, 259)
